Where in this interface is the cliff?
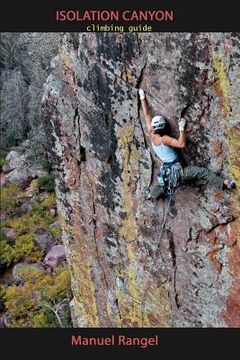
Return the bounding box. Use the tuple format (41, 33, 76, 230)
(1, 33, 61, 149)
(42, 33, 240, 327)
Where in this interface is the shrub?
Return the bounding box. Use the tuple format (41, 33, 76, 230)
(0, 221, 9, 229)
(0, 184, 23, 216)
(0, 157, 5, 169)
(0, 230, 8, 242)
(1, 196, 57, 266)
(0, 234, 43, 266)
(9, 211, 55, 236)
(14, 234, 43, 262)
(0, 240, 15, 266)
(38, 174, 55, 193)
(4, 266, 72, 327)
(0, 149, 8, 163)
(41, 194, 56, 209)
(0, 150, 7, 171)
(0, 283, 7, 312)
(31, 311, 52, 327)
(42, 268, 71, 302)
(15, 264, 46, 283)
(31, 201, 45, 216)
(49, 226, 61, 239)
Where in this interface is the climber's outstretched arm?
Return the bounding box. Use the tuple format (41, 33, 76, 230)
(138, 89, 186, 147)
(162, 119, 186, 148)
(162, 133, 186, 149)
(139, 89, 153, 135)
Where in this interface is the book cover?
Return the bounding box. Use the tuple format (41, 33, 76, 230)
(0, 1, 239, 358)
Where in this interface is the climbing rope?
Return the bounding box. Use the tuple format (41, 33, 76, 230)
(140, 192, 173, 325)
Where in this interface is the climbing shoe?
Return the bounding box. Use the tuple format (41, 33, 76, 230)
(224, 179, 236, 190)
(169, 206, 178, 218)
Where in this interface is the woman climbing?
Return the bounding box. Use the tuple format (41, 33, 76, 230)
(138, 89, 236, 205)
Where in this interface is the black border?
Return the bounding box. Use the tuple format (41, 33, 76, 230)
(0, 0, 239, 31)
(0, 0, 239, 358)
(1, 328, 240, 358)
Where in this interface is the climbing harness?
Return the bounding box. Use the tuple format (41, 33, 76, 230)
(143, 159, 182, 202)
(157, 158, 182, 202)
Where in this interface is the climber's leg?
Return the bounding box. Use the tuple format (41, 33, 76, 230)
(181, 166, 224, 190)
(151, 184, 165, 200)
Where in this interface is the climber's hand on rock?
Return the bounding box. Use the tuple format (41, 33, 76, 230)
(139, 89, 145, 101)
(178, 118, 186, 131)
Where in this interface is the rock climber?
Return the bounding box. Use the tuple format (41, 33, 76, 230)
(138, 89, 236, 207)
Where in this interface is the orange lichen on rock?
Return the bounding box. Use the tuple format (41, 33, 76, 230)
(208, 249, 222, 273)
(213, 139, 223, 155)
(222, 222, 240, 327)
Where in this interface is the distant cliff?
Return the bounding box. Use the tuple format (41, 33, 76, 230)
(0, 32, 60, 157)
(42, 33, 240, 327)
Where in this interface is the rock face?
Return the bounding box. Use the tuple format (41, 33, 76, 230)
(42, 33, 240, 327)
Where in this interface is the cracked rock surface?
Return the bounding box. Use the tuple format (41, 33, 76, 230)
(42, 33, 240, 327)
